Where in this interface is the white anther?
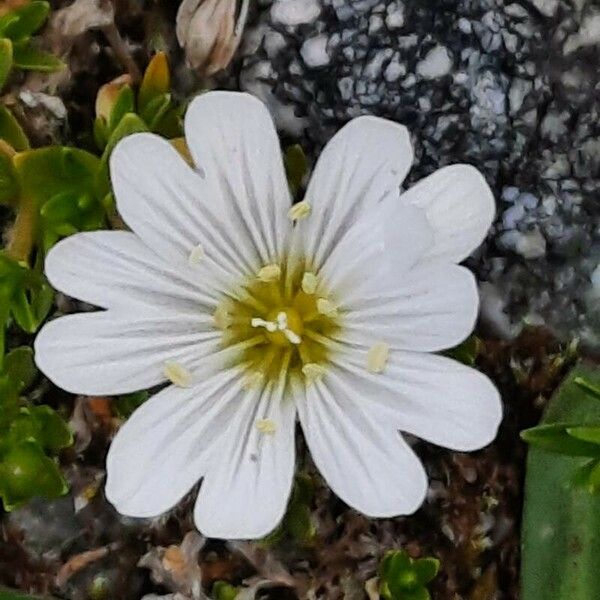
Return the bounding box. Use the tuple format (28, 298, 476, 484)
(302, 362, 327, 382)
(301, 272, 318, 294)
(188, 243, 204, 266)
(283, 329, 302, 345)
(251, 317, 277, 332)
(367, 342, 390, 374)
(288, 200, 311, 221)
(213, 305, 232, 329)
(257, 264, 281, 282)
(163, 361, 192, 388)
(256, 418, 277, 434)
(317, 298, 338, 317)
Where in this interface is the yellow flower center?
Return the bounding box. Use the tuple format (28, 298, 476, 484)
(214, 260, 341, 387)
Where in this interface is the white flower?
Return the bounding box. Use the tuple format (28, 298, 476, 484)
(34, 91, 502, 539)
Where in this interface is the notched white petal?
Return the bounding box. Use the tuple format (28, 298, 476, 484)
(163, 361, 193, 387)
(367, 342, 390, 373)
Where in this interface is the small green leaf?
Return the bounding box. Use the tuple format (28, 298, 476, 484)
(138, 51, 170, 112)
(575, 377, 600, 402)
(211, 582, 238, 600)
(4, 346, 36, 392)
(567, 426, 600, 445)
(108, 85, 135, 132)
(0, 105, 29, 150)
(445, 336, 480, 366)
(521, 423, 600, 457)
(102, 112, 148, 163)
(140, 92, 171, 130)
(0, 441, 67, 510)
(114, 391, 148, 418)
(0, 1, 50, 40)
(0, 37, 13, 90)
(413, 558, 440, 585)
(30, 406, 73, 451)
(12, 40, 64, 72)
(0, 152, 18, 205)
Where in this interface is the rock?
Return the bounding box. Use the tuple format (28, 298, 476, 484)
(300, 34, 330, 68)
(271, 0, 321, 26)
(416, 45, 453, 79)
(531, 0, 559, 17)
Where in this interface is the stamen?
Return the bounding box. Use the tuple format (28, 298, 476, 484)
(163, 361, 192, 388)
(276, 311, 288, 329)
(257, 264, 281, 282)
(302, 362, 327, 382)
(367, 342, 390, 374)
(283, 329, 302, 345)
(188, 243, 204, 266)
(288, 200, 311, 221)
(244, 371, 264, 389)
(251, 317, 277, 332)
(213, 305, 232, 329)
(256, 418, 277, 434)
(301, 272, 318, 294)
(317, 298, 338, 317)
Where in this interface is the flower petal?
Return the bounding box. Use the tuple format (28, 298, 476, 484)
(319, 203, 434, 306)
(34, 311, 219, 395)
(297, 378, 427, 517)
(45, 230, 219, 310)
(184, 91, 292, 265)
(341, 264, 479, 352)
(330, 351, 502, 452)
(399, 164, 495, 264)
(110, 132, 257, 282)
(297, 116, 413, 269)
(194, 378, 297, 539)
(106, 369, 245, 518)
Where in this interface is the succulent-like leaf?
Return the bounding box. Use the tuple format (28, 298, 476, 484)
(0, 37, 13, 90)
(12, 40, 64, 72)
(0, 1, 50, 40)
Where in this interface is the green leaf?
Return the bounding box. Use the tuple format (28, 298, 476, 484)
(0, 1, 50, 40)
(0, 151, 18, 205)
(14, 146, 101, 206)
(413, 558, 440, 585)
(12, 40, 64, 72)
(0, 587, 58, 599)
(30, 406, 72, 451)
(114, 391, 148, 418)
(108, 84, 135, 132)
(0, 37, 13, 90)
(567, 426, 600, 445)
(0, 105, 29, 150)
(101, 112, 148, 164)
(4, 346, 36, 392)
(140, 92, 172, 130)
(445, 336, 480, 366)
(0, 441, 67, 510)
(211, 582, 238, 600)
(521, 423, 600, 457)
(521, 363, 600, 600)
(138, 51, 170, 112)
(574, 377, 600, 402)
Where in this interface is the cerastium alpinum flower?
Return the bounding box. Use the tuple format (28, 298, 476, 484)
(34, 91, 502, 539)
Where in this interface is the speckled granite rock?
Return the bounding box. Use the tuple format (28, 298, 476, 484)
(238, 0, 600, 348)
